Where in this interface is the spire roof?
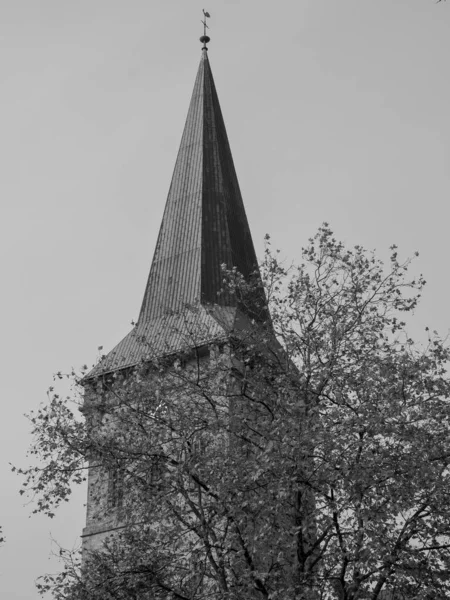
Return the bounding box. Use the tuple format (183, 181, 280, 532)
(89, 48, 264, 377)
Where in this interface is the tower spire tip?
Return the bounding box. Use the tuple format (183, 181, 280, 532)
(200, 9, 211, 49)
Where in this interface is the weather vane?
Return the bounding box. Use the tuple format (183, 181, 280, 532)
(200, 9, 211, 49)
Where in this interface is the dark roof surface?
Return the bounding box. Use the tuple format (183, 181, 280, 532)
(88, 49, 263, 378)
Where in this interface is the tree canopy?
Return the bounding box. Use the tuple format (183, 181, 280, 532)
(18, 225, 450, 600)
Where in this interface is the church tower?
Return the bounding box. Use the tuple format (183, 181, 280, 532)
(81, 33, 268, 557)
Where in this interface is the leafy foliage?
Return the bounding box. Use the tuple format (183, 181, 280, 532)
(19, 226, 450, 599)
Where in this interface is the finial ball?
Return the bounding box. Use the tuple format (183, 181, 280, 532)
(200, 35, 210, 46)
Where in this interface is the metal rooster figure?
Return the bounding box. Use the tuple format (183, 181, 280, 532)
(201, 9, 211, 34)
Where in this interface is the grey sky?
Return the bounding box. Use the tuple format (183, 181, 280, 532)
(1, 1, 449, 598)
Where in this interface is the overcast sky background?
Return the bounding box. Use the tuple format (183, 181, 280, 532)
(1, 1, 450, 598)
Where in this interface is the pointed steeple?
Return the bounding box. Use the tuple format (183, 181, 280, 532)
(139, 48, 258, 321)
(89, 45, 264, 376)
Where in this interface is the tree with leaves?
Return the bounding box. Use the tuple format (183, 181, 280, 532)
(18, 225, 450, 599)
